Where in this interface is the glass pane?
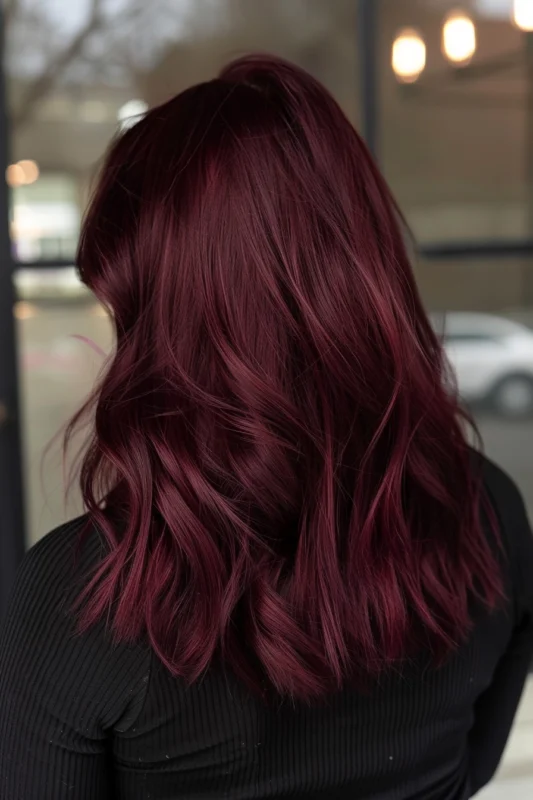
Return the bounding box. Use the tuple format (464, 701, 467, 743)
(417, 255, 533, 511)
(6, 0, 358, 546)
(382, 0, 530, 244)
(381, 3, 533, 783)
(13, 274, 111, 545)
(381, 0, 533, 520)
(10, 175, 80, 262)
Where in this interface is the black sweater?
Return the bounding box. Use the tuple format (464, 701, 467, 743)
(1, 455, 532, 800)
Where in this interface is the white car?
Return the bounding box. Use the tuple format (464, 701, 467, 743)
(432, 312, 533, 418)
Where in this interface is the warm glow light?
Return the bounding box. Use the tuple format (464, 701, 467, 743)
(18, 159, 40, 185)
(6, 163, 25, 187)
(392, 28, 426, 82)
(117, 99, 148, 130)
(513, 0, 533, 31)
(6, 160, 40, 187)
(13, 301, 38, 320)
(442, 11, 477, 64)
(91, 304, 109, 317)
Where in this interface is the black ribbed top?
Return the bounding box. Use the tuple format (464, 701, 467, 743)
(1, 454, 533, 800)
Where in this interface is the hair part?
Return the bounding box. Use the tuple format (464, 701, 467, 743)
(67, 54, 503, 700)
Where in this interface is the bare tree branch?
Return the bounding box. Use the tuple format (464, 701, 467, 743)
(4, 0, 19, 29)
(8, 0, 214, 131)
(3, 0, 19, 30)
(12, 0, 106, 129)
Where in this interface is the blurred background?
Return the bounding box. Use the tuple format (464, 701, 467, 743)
(0, 1, 532, 796)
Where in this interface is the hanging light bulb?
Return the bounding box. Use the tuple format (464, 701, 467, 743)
(117, 99, 148, 131)
(442, 11, 477, 65)
(18, 160, 39, 185)
(392, 28, 426, 83)
(513, 0, 533, 31)
(5, 164, 25, 188)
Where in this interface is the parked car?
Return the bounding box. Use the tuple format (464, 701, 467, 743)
(431, 312, 533, 419)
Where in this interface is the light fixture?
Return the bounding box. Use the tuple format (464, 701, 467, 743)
(13, 301, 38, 320)
(91, 304, 109, 318)
(6, 164, 25, 188)
(117, 99, 148, 131)
(6, 160, 40, 187)
(442, 11, 477, 64)
(18, 159, 40, 185)
(513, 0, 533, 31)
(392, 28, 427, 83)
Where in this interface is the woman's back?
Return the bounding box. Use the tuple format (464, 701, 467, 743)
(1, 455, 531, 799)
(1, 55, 532, 799)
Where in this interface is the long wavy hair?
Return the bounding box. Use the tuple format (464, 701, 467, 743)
(68, 54, 502, 700)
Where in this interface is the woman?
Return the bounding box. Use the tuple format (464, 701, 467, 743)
(1, 55, 532, 800)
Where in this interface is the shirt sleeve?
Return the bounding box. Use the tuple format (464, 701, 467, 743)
(0, 518, 151, 800)
(468, 458, 533, 796)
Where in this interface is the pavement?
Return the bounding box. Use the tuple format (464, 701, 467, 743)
(13, 299, 533, 795)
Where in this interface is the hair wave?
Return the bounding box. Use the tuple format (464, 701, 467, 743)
(67, 54, 502, 700)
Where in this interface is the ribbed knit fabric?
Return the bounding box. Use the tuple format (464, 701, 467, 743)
(1, 454, 532, 800)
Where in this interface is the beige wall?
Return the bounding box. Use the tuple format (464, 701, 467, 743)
(414, 257, 527, 312)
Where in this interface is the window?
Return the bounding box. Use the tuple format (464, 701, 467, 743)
(5, 0, 359, 545)
(377, 2, 533, 519)
(383, 0, 530, 246)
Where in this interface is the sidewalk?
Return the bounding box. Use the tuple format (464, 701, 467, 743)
(480, 677, 533, 799)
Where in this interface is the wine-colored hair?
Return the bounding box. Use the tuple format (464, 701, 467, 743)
(68, 54, 502, 699)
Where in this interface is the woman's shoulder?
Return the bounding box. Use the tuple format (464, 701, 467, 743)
(4, 516, 109, 623)
(14, 514, 100, 583)
(474, 450, 526, 511)
(472, 450, 530, 543)
(1, 516, 151, 734)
